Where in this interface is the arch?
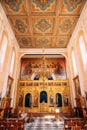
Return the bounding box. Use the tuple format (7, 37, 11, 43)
(25, 93, 32, 107)
(40, 91, 47, 103)
(56, 93, 62, 107)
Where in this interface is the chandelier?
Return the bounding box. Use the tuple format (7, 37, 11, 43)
(38, 56, 52, 80)
(31, 49, 53, 80)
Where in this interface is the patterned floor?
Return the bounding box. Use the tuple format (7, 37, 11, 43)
(25, 116, 64, 130)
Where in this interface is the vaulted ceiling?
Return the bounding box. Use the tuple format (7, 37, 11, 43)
(1, 0, 86, 49)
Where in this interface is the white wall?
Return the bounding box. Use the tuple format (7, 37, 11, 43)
(67, 1, 87, 107)
(0, 4, 19, 107)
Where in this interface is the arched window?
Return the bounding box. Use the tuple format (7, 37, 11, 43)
(0, 35, 8, 72)
(10, 50, 15, 75)
(72, 50, 77, 76)
(0, 14, 2, 27)
(79, 35, 87, 71)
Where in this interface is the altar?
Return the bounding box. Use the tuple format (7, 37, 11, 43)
(16, 79, 70, 114)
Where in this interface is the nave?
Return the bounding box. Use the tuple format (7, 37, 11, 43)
(25, 116, 64, 130)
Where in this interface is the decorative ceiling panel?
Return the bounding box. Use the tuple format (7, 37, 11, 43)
(56, 16, 78, 35)
(8, 16, 31, 35)
(1, 0, 86, 48)
(55, 36, 70, 48)
(16, 36, 33, 48)
(35, 37, 52, 48)
(2, 0, 26, 14)
(33, 17, 54, 34)
(31, 0, 56, 14)
(61, 0, 86, 15)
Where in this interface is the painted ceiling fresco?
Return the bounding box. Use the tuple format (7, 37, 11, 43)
(1, 0, 86, 48)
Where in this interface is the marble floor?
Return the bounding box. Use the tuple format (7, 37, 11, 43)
(25, 116, 64, 130)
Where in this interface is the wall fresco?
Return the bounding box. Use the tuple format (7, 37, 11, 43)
(20, 57, 66, 80)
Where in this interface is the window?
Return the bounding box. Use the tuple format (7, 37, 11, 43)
(0, 35, 8, 72)
(10, 50, 15, 75)
(72, 50, 77, 76)
(79, 35, 87, 71)
(0, 13, 3, 27)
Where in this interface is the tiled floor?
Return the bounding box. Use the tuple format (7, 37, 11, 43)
(25, 116, 64, 130)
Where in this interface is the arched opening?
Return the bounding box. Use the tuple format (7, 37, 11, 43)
(56, 93, 62, 107)
(40, 91, 47, 103)
(25, 93, 32, 107)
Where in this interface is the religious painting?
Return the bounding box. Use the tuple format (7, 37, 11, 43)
(20, 57, 66, 80)
(64, 94, 68, 106)
(6, 76, 13, 97)
(18, 94, 23, 107)
(73, 75, 81, 97)
(49, 95, 54, 107)
(33, 95, 38, 107)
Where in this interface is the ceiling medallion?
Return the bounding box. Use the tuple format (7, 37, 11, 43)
(57, 38, 65, 45)
(59, 19, 72, 33)
(4, 0, 22, 12)
(14, 19, 27, 33)
(64, 0, 82, 12)
(19, 38, 31, 46)
(35, 19, 51, 32)
(36, 38, 49, 44)
(32, 0, 54, 10)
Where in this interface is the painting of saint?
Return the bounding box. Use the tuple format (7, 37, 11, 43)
(64, 94, 68, 106)
(33, 95, 38, 107)
(50, 95, 54, 106)
(18, 95, 23, 107)
(6, 76, 13, 97)
(73, 76, 81, 97)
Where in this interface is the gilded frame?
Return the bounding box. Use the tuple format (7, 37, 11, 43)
(6, 76, 13, 97)
(73, 75, 81, 97)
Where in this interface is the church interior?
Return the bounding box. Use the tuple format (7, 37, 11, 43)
(0, 0, 87, 130)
